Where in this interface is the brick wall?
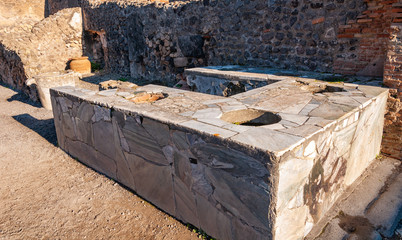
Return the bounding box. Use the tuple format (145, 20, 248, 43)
(382, 2, 402, 160)
(334, 0, 396, 76)
(332, 0, 402, 159)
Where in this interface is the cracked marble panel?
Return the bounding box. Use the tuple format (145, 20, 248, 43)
(50, 68, 388, 240)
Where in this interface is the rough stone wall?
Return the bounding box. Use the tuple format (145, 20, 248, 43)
(47, 0, 377, 86)
(44, 0, 402, 159)
(47, 0, 81, 16)
(0, 0, 47, 26)
(0, 8, 83, 99)
(383, 19, 402, 160)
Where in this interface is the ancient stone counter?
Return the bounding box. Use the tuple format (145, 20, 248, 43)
(50, 75, 388, 240)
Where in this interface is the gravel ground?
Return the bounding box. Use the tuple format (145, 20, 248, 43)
(0, 83, 198, 240)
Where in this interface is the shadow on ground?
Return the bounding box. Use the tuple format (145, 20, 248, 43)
(0, 82, 42, 108)
(7, 93, 42, 108)
(12, 114, 57, 146)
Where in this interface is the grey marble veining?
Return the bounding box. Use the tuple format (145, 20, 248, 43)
(50, 67, 388, 240)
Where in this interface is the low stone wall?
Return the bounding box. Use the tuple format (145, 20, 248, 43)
(0, 7, 83, 100)
(50, 86, 277, 240)
(186, 67, 279, 97)
(50, 74, 388, 239)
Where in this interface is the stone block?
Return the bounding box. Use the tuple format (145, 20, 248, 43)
(345, 94, 387, 185)
(189, 143, 270, 184)
(195, 193, 233, 240)
(61, 112, 76, 140)
(93, 120, 115, 159)
(112, 110, 126, 128)
(122, 120, 168, 165)
(65, 138, 117, 179)
(192, 108, 222, 119)
(171, 130, 189, 150)
(92, 105, 111, 122)
(278, 124, 322, 138)
(181, 120, 237, 138)
(65, 138, 94, 166)
(205, 168, 271, 231)
(114, 148, 136, 191)
(178, 35, 204, 58)
(189, 163, 213, 198)
(173, 176, 198, 226)
(142, 117, 170, 147)
(275, 205, 311, 240)
(277, 157, 314, 211)
(173, 57, 188, 67)
(75, 118, 93, 145)
(172, 150, 192, 187)
(51, 96, 65, 148)
(126, 153, 175, 216)
(112, 118, 136, 191)
(232, 218, 269, 240)
(77, 101, 94, 122)
(94, 151, 117, 180)
(231, 127, 303, 153)
(58, 97, 73, 113)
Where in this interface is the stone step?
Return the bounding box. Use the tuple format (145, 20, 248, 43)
(365, 168, 402, 237)
(306, 157, 401, 240)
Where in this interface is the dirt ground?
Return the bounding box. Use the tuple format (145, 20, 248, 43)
(0, 83, 198, 239)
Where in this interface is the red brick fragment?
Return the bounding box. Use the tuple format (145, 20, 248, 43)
(338, 34, 354, 38)
(312, 17, 325, 25)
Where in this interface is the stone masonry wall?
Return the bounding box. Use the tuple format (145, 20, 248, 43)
(0, 0, 47, 27)
(48, 0, 376, 86)
(0, 8, 83, 100)
(46, 1, 402, 158)
(383, 19, 402, 159)
(81, 0, 402, 160)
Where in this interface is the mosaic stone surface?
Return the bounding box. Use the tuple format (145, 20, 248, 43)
(50, 71, 388, 240)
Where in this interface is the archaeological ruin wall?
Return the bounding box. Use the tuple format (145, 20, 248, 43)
(0, 0, 47, 27)
(383, 22, 402, 160)
(45, 0, 401, 158)
(50, 0, 374, 84)
(0, 1, 400, 158)
(0, 7, 83, 100)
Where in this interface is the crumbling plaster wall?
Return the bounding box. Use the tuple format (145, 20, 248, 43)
(0, 8, 83, 100)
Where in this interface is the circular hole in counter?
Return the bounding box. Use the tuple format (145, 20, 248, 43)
(221, 109, 281, 126)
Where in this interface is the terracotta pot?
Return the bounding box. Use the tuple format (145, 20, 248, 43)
(70, 56, 91, 74)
